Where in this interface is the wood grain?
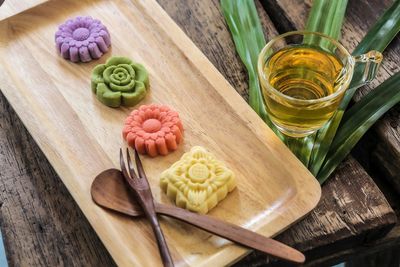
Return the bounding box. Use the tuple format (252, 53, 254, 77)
(91, 168, 306, 264)
(300, 165, 400, 267)
(157, 0, 278, 102)
(159, 0, 396, 265)
(0, 0, 320, 266)
(0, 90, 116, 266)
(0, 0, 47, 21)
(0, 0, 396, 266)
(260, 0, 400, 194)
(120, 152, 174, 267)
(235, 156, 396, 266)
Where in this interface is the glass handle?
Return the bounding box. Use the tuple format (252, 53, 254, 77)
(352, 50, 383, 86)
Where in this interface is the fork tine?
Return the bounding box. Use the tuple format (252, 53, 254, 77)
(119, 148, 130, 179)
(134, 148, 146, 178)
(126, 148, 139, 179)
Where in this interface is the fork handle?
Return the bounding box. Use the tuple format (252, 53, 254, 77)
(147, 215, 174, 267)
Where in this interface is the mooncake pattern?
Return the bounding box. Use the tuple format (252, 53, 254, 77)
(55, 16, 111, 63)
(160, 146, 236, 214)
(122, 104, 183, 156)
(92, 57, 149, 107)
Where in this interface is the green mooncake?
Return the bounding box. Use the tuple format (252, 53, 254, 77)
(91, 56, 149, 107)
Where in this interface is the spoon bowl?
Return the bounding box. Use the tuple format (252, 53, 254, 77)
(91, 168, 144, 216)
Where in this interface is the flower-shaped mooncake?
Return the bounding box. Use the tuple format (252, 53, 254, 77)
(122, 104, 183, 157)
(55, 16, 111, 63)
(92, 57, 149, 107)
(160, 146, 236, 214)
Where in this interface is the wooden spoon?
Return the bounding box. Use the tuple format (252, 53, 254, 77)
(91, 168, 305, 264)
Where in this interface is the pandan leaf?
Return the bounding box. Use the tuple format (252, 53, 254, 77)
(284, 134, 316, 167)
(309, 0, 400, 178)
(304, 0, 347, 49)
(318, 72, 400, 183)
(353, 0, 400, 55)
(221, 0, 266, 119)
(221, 0, 400, 185)
(289, 0, 348, 170)
(221, 0, 285, 139)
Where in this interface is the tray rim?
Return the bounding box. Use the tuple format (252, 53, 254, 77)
(0, 0, 322, 266)
(0, 0, 48, 21)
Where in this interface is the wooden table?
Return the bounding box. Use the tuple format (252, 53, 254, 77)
(0, 0, 398, 266)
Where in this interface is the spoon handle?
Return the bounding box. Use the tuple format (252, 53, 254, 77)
(154, 203, 305, 264)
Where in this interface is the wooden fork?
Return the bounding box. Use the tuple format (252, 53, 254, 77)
(120, 148, 174, 267)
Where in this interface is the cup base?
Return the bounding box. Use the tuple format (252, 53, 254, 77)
(273, 123, 316, 138)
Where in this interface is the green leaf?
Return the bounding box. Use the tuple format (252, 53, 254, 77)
(353, 0, 400, 55)
(317, 72, 400, 183)
(221, 0, 266, 119)
(284, 134, 316, 167)
(221, 0, 283, 138)
(221, 0, 400, 185)
(309, 0, 400, 177)
(308, 112, 343, 175)
(300, 0, 348, 171)
(349, 0, 400, 90)
(305, 0, 348, 40)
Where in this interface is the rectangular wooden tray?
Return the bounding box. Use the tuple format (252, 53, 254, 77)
(0, 0, 321, 266)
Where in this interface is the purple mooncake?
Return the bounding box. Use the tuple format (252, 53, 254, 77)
(55, 16, 111, 63)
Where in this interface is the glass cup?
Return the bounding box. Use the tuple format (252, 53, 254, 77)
(257, 31, 382, 137)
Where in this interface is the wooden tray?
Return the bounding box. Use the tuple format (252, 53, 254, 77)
(0, 0, 321, 266)
(0, 0, 48, 21)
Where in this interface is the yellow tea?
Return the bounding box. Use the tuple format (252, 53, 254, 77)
(262, 45, 344, 136)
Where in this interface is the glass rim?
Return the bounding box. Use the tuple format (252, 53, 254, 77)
(257, 30, 355, 104)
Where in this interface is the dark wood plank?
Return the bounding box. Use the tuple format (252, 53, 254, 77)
(302, 157, 400, 267)
(235, 156, 396, 266)
(373, 117, 400, 192)
(0, 90, 116, 266)
(303, 223, 400, 267)
(0, 0, 396, 266)
(156, 0, 279, 102)
(260, 0, 400, 194)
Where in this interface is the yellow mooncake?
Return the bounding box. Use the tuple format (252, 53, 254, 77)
(160, 146, 236, 214)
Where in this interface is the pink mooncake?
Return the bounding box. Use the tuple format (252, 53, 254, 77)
(122, 104, 184, 157)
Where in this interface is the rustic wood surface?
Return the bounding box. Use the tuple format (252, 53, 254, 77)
(236, 156, 396, 266)
(309, 142, 400, 267)
(0, 0, 397, 266)
(261, 0, 400, 195)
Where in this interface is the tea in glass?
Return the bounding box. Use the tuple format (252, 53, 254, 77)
(258, 31, 382, 137)
(264, 45, 343, 135)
